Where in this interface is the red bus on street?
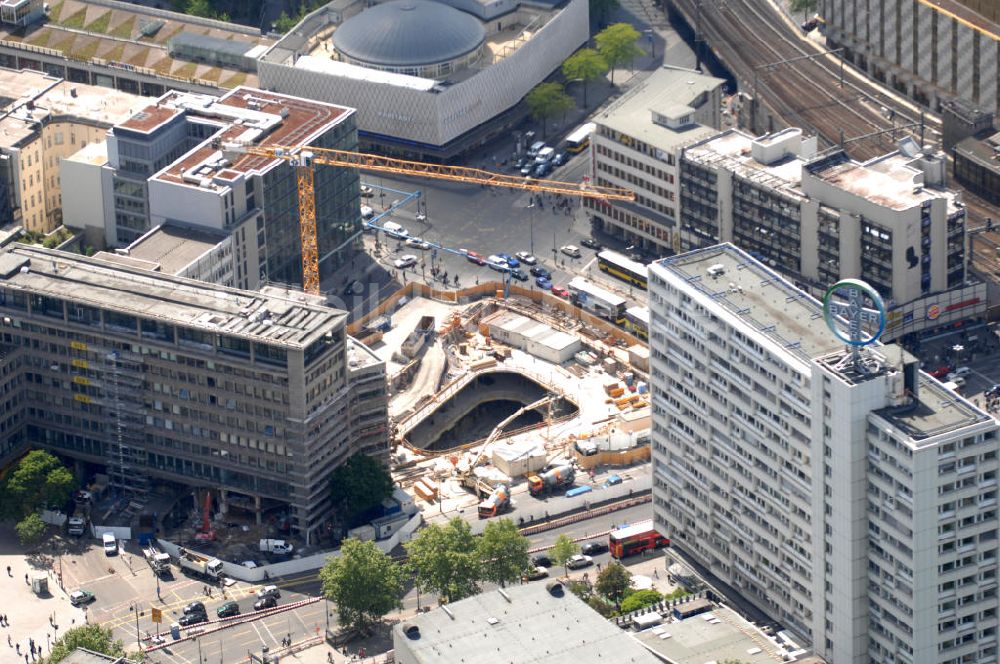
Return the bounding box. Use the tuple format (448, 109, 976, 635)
(608, 519, 669, 559)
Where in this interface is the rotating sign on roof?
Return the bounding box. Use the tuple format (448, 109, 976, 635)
(822, 278, 886, 372)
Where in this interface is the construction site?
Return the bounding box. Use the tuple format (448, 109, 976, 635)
(353, 280, 654, 528)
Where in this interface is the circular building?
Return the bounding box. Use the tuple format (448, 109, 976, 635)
(331, 0, 486, 78)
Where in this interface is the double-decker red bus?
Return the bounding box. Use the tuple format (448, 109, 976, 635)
(608, 519, 669, 559)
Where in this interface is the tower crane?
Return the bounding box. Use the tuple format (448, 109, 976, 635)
(220, 142, 635, 294)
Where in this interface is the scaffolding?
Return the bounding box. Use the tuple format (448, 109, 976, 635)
(104, 350, 150, 497)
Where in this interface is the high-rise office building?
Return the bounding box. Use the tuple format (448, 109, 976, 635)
(0, 242, 387, 542)
(649, 243, 999, 664)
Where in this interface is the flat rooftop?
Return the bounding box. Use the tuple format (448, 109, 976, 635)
(597, 67, 723, 151)
(392, 582, 662, 664)
(127, 87, 352, 189)
(807, 149, 960, 212)
(0, 0, 271, 89)
(684, 129, 805, 195)
(125, 224, 228, 275)
(632, 605, 791, 664)
(0, 245, 346, 348)
(873, 373, 994, 444)
(955, 131, 1000, 172)
(652, 243, 841, 364)
(0, 67, 143, 148)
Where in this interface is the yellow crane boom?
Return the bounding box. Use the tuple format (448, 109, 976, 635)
(221, 142, 634, 294)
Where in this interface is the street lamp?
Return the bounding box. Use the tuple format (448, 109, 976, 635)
(527, 201, 536, 255)
(129, 605, 141, 649)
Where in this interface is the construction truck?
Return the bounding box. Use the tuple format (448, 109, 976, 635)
(143, 544, 171, 576)
(259, 539, 294, 555)
(177, 547, 224, 582)
(528, 465, 576, 497)
(478, 484, 510, 519)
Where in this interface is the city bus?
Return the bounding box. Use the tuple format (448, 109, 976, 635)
(564, 122, 596, 153)
(567, 277, 627, 324)
(597, 250, 648, 289)
(608, 519, 670, 559)
(624, 306, 649, 341)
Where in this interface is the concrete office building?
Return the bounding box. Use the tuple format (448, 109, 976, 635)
(585, 67, 725, 256)
(0, 67, 143, 234)
(62, 87, 362, 290)
(0, 243, 388, 542)
(820, 0, 1000, 115)
(679, 128, 985, 341)
(649, 243, 999, 664)
(256, 0, 589, 160)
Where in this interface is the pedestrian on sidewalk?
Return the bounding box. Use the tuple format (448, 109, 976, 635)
(5, 566, 9, 577)
(24, 574, 28, 585)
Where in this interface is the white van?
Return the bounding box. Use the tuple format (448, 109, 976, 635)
(534, 147, 555, 164)
(382, 221, 409, 240)
(102, 532, 118, 556)
(360, 205, 374, 220)
(527, 141, 546, 158)
(946, 374, 967, 389)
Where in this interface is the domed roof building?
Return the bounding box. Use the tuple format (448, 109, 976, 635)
(332, 0, 486, 77)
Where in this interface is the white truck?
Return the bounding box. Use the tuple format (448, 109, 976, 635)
(259, 539, 294, 555)
(143, 544, 171, 576)
(177, 548, 224, 581)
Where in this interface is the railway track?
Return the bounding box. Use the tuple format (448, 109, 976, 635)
(670, 0, 939, 161)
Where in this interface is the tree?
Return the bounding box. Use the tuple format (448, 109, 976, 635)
(319, 539, 404, 633)
(548, 534, 578, 577)
(184, 0, 228, 21)
(525, 83, 574, 139)
(619, 588, 662, 614)
(405, 517, 481, 602)
(595, 23, 644, 85)
(562, 49, 608, 107)
(589, 0, 619, 26)
(789, 0, 817, 17)
(477, 518, 530, 587)
(273, 10, 298, 33)
(329, 454, 394, 528)
(47, 625, 128, 664)
(16, 513, 47, 547)
(1, 450, 76, 519)
(595, 561, 632, 606)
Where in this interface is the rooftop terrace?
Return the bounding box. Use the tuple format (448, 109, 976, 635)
(125, 224, 228, 275)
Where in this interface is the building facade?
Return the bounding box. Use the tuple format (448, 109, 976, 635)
(0, 68, 143, 234)
(649, 243, 999, 664)
(0, 244, 388, 542)
(585, 67, 725, 257)
(63, 87, 363, 290)
(678, 128, 984, 340)
(820, 0, 1000, 115)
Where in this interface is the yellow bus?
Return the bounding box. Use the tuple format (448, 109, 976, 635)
(597, 250, 648, 289)
(564, 122, 596, 153)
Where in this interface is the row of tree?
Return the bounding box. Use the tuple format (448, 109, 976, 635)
(0, 450, 77, 547)
(526, 23, 645, 136)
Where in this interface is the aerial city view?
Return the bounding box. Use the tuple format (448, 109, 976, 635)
(0, 0, 998, 661)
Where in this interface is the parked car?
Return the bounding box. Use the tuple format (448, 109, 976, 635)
(179, 611, 207, 626)
(393, 254, 418, 269)
(520, 162, 535, 176)
(102, 532, 117, 556)
(928, 365, 953, 379)
(466, 251, 487, 266)
(532, 554, 552, 568)
(566, 554, 594, 570)
(510, 268, 529, 282)
(550, 285, 569, 298)
(254, 596, 278, 611)
(551, 152, 568, 167)
(360, 184, 374, 198)
(533, 162, 553, 178)
(183, 601, 206, 615)
(515, 251, 537, 265)
(529, 266, 550, 279)
(342, 280, 364, 296)
(405, 237, 431, 250)
(580, 237, 601, 250)
(581, 541, 609, 556)
(525, 566, 549, 581)
(535, 277, 552, 290)
(487, 255, 510, 272)
(603, 474, 623, 487)
(69, 590, 95, 606)
(560, 245, 581, 258)
(497, 253, 520, 268)
(216, 601, 240, 618)
(257, 585, 281, 600)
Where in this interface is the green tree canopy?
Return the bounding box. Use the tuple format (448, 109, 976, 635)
(1, 450, 76, 520)
(595, 23, 644, 84)
(476, 518, 530, 587)
(329, 453, 394, 528)
(183, 0, 228, 21)
(562, 48, 608, 107)
(525, 82, 575, 138)
(548, 534, 579, 577)
(320, 538, 404, 632)
(595, 561, 632, 606)
(620, 588, 662, 614)
(789, 0, 817, 16)
(405, 517, 481, 602)
(46, 625, 129, 664)
(16, 513, 47, 547)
